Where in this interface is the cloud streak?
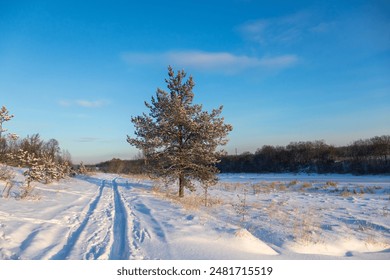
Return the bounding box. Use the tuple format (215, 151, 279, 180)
(76, 100, 107, 108)
(237, 11, 330, 45)
(59, 99, 109, 108)
(237, 12, 307, 45)
(122, 50, 298, 72)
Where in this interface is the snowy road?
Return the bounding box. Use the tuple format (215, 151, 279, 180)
(1, 170, 389, 259)
(47, 175, 174, 260)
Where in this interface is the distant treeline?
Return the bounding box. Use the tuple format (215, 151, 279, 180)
(95, 158, 146, 174)
(218, 135, 390, 174)
(96, 135, 390, 175)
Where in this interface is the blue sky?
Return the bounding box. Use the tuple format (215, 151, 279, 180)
(1, 0, 389, 163)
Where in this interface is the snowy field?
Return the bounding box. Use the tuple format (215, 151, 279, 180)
(0, 167, 389, 260)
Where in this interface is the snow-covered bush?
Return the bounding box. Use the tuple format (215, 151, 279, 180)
(0, 164, 15, 198)
(12, 149, 72, 199)
(0, 106, 14, 140)
(78, 161, 88, 175)
(17, 151, 45, 199)
(59, 161, 73, 178)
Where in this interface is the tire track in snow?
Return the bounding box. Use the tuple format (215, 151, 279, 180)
(109, 179, 131, 260)
(83, 180, 114, 260)
(110, 179, 167, 259)
(50, 181, 105, 260)
(110, 179, 153, 259)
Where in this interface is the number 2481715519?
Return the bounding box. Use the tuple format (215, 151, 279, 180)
(209, 266, 273, 276)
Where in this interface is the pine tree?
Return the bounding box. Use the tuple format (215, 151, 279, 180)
(15, 150, 46, 198)
(0, 106, 16, 163)
(127, 66, 233, 197)
(40, 152, 58, 183)
(0, 106, 14, 139)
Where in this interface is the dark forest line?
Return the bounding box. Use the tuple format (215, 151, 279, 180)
(95, 135, 390, 175)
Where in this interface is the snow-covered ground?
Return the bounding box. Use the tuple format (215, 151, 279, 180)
(0, 168, 389, 260)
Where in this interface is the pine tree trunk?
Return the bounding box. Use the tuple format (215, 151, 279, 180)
(179, 173, 185, 197)
(204, 187, 208, 207)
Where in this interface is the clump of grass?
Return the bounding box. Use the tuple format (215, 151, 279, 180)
(264, 199, 289, 221)
(292, 207, 322, 245)
(269, 182, 277, 190)
(299, 182, 312, 191)
(152, 180, 223, 210)
(255, 182, 274, 193)
(123, 173, 152, 181)
(326, 181, 337, 187)
(220, 182, 243, 192)
(340, 187, 353, 197)
(278, 184, 287, 191)
(288, 180, 298, 187)
(234, 188, 249, 225)
(366, 187, 375, 194)
(251, 183, 263, 195)
(151, 181, 168, 194)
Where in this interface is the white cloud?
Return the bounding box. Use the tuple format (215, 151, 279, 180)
(122, 50, 298, 72)
(237, 11, 313, 45)
(76, 100, 107, 108)
(58, 99, 109, 108)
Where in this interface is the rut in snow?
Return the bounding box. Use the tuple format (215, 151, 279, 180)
(50, 180, 105, 260)
(109, 179, 131, 260)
